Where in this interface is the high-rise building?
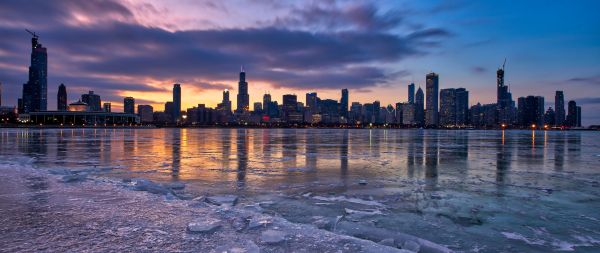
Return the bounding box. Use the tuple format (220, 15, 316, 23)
(373, 100, 381, 124)
(544, 107, 556, 126)
(455, 88, 469, 125)
(21, 32, 48, 113)
(81, 91, 101, 111)
(217, 89, 232, 112)
(103, 102, 111, 112)
(0, 82, 2, 107)
(567, 100, 580, 127)
(340, 89, 349, 119)
(554, 91, 565, 126)
(306, 92, 317, 110)
(401, 103, 417, 125)
(124, 97, 135, 114)
(349, 102, 362, 123)
(138, 105, 154, 123)
(470, 103, 497, 127)
(415, 87, 425, 126)
(320, 99, 340, 124)
(236, 67, 249, 112)
(173, 83, 181, 121)
(282, 94, 297, 121)
(576, 106, 582, 127)
(263, 93, 271, 114)
(253, 102, 262, 112)
(517, 96, 544, 128)
(57, 83, 67, 111)
(425, 72, 439, 127)
(408, 83, 415, 104)
(496, 61, 515, 125)
(439, 89, 456, 127)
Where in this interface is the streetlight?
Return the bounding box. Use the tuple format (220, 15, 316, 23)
(531, 124, 536, 129)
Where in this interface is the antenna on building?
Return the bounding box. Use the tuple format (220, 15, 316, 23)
(502, 58, 507, 71)
(241, 65, 244, 72)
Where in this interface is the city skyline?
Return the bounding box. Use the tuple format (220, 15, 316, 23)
(0, 1, 598, 125)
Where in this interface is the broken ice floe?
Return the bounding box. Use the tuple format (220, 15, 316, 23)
(187, 218, 222, 234)
(260, 229, 287, 244)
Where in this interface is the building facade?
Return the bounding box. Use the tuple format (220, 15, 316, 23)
(425, 72, 439, 127)
(21, 33, 48, 113)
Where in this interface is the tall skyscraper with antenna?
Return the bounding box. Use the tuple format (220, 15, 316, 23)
(236, 66, 249, 112)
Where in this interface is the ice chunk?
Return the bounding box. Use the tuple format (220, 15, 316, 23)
(132, 178, 170, 195)
(359, 180, 368, 185)
(187, 218, 221, 234)
(213, 240, 260, 253)
(402, 240, 421, 252)
(164, 182, 186, 190)
(206, 195, 238, 206)
(60, 173, 87, 183)
(248, 217, 271, 229)
(379, 238, 396, 247)
(260, 229, 286, 244)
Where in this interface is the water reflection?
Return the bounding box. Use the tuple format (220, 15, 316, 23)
(171, 129, 182, 179)
(236, 129, 248, 188)
(496, 130, 513, 192)
(424, 132, 439, 190)
(0, 129, 589, 197)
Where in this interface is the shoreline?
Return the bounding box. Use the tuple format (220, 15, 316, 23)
(0, 125, 595, 131)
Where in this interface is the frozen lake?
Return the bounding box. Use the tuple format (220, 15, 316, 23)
(1, 128, 599, 252)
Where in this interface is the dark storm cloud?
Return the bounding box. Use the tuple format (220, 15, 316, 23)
(0, 0, 133, 28)
(271, 3, 404, 32)
(0, 0, 451, 98)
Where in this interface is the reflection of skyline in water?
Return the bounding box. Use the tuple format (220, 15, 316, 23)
(0, 129, 592, 195)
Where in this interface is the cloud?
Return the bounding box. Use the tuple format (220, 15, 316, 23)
(0, 0, 452, 108)
(574, 97, 600, 105)
(471, 66, 487, 74)
(566, 76, 600, 86)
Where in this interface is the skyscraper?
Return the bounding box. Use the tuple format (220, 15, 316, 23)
(21, 32, 48, 113)
(496, 60, 515, 125)
(340, 89, 349, 119)
(173, 83, 181, 121)
(567, 100, 579, 127)
(439, 89, 456, 126)
(236, 67, 249, 112)
(455, 88, 469, 126)
(415, 87, 425, 126)
(81, 91, 101, 111)
(124, 97, 135, 114)
(554, 91, 565, 126)
(0, 82, 2, 107)
(306, 92, 318, 113)
(218, 89, 232, 112)
(57, 83, 67, 111)
(425, 72, 439, 127)
(439, 88, 469, 126)
(408, 83, 415, 104)
(138, 105, 154, 123)
(263, 93, 271, 114)
(103, 102, 111, 112)
(518, 96, 544, 128)
(282, 94, 298, 121)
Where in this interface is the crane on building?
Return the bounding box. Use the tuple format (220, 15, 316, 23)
(25, 29, 38, 38)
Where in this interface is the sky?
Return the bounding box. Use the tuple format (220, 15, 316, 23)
(0, 0, 599, 125)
